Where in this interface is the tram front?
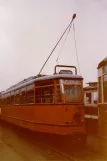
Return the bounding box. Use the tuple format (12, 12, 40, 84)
(54, 65, 85, 138)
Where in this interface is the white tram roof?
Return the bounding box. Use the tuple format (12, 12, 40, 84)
(3, 74, 83, 95)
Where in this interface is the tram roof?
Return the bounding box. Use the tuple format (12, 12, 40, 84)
(84, 81, 97, 91)
(2, 74, 83, 95)
(97, 57, 107, 69)
(84, 86, 97, 91)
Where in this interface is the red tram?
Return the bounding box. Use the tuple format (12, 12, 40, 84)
(0, 65, 85, 136)
(84, 82, 98, 134)
(97, 57, 107, 137)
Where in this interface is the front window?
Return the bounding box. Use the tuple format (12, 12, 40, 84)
(62, 79, 82, 103)
(93, 91, 98, 104)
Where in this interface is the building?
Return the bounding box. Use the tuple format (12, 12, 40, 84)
(84, 82, 98, 105)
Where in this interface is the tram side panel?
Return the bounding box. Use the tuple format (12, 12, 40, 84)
(99, 104, 107, 137)
(0, 104, 85, 136)
(84, 105, 98, 134)
(84, 84, 98, 134)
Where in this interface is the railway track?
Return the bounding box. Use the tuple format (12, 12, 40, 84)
(16, 128, 106, 161)
(27, 134, 106, 161)
(0, 122, 107, 161)
(46, 145, 77, 161)
(43, 142, 107, 161)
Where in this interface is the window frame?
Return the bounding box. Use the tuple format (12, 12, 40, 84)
(26, 84, 35, 104)
(35, 80, 56, 104)
(61, 78, 83, 104)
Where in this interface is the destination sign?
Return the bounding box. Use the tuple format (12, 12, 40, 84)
(63, 80, 81, 85)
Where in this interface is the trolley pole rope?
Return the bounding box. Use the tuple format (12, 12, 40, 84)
(38, 13, 76, 75)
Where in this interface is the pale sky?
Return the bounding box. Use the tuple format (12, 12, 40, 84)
(0, 0, 107, 91)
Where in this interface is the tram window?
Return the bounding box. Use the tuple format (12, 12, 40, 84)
(42, 87, 54, 103)
(26, 84, 34, 104)
(11, 92, 15, 105)
(98, 68, 102, 77)
(27, 84, 34, 91)
(103, 65, 107, 74)
(2, 95, 6, 106)
(20, 87, 26, 104)
(103, 74, 107, 102)
(3, 95, 6, 105)
(56, 85, 61, 103)
(64, 85, 81, 103)
(15, 90, 20, 104)
(99, 77, 102, 103)
(36, 90, 41, 103)
(35, 81, 55, 104)
(26, 90, 34, 103)
(93, 92, 98, 104)
(36, 87, 54, 103)
(7, 93, 11, 105)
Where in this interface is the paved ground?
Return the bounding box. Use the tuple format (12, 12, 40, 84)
(0, 123, 69, 161)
